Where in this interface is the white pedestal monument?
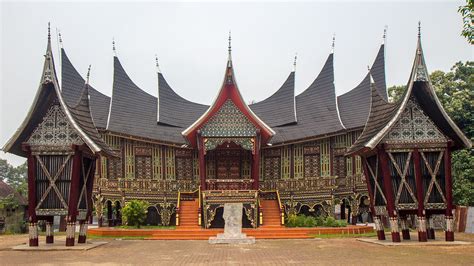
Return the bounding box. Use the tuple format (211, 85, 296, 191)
(209, 203, 255, 244)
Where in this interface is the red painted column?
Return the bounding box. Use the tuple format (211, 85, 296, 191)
(444, 146, 454, 241)
(197, 133, 206, 191)
(252, 132, 261, 190)
(45, 216, 54, 244)
(378, 148, 401, 242)
(79, 158, 96, 244)
(24, 146, 39, 246)
(413, 149, 427, 242)
(362, 156, 385, 240)
(66, 145, 82, 246)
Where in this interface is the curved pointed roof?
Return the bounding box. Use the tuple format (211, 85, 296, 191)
(61, 48, 111, 129)
(270, 53, 344, 143)
(106, 56, 186, 143)
(348, 31, 471, 155)
(337, 44, 386, 130)
(157, 72, 208, 127)
(182, 49, 275, 147)
(3, 27, 114, 157)
(249, 72, 296, 127)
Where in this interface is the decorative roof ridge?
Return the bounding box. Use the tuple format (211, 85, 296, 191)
(296, 52, 333, 98)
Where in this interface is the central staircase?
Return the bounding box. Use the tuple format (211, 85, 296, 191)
(178, 199, 200, 229)
(260, 199, 283, 228)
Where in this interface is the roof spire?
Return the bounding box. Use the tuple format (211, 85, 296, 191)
(86, 65, 91, 85)
(331, 34, 335, 53)
(227, 31, 232, 67)
(293, 53, 298, 72)
(155, 54, 161, 73)
(48, 22, 51, 41)
(112, 37, 116, 56)
(58, 30, 63, 48)
(418, 21, 421, 38)
(382, 25, 387, 44)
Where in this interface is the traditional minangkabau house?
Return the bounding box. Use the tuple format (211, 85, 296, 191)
(347, 24, 472, 242)
(2, 25, 116, 246)
(2, 23, 470, 245)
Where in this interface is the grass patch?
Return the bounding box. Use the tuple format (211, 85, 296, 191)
(117, 225, 175, 230)
(311, 232, 377, 239)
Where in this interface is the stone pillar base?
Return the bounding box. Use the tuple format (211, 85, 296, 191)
(427, 228, 435, 239)
(65, 222, 76, 247)
(46, 221, 54, 244)
(418, 231, 427, 242)
(28, 222, 39, 247)
(376, 230, 386, 240)
(445, 231, 454, 241)
(389, 217, 401, 242)
(391, 232, 401, 242)
(402, 229, 410, 240)
(78, 221, 88, 244)
(445, 215, 454, 241)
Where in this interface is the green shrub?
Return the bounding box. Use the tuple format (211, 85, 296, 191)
(315, 216, 324, 226)
(303, 216, 317, 227)
(286, 214, 298, 227)
(336, 219, 348, 227)
(121, 200, 149, 228)
(295, 215, 306, 227)
(323, 216, 337, 227)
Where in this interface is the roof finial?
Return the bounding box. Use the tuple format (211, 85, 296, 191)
(58, 30, 63, 48)
(331, 33, 335, 53)
(86, 65, 91, 84)
(382, 25, 387, 44)
(418, 21, 421, 38)
(293, 53, 297, 72)
(155, 54, 161, 73)
(112, 37, 116, 56)
(47, 22, 51, 41)
(228, 30, 232, 55)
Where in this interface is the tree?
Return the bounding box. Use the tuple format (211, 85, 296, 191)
(0, 159, 28, 196)
(458, 0, 474, 44)
(387, 61, 474, 206)
(121, 200, 148, 228)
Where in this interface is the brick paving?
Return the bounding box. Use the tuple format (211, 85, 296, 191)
(0, 233, 473, 265)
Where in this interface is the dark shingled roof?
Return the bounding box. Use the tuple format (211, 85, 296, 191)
(337, 44, 386, 130)
(157, 73, 208, 127)
(61, 49, 110, 129)
(346, 79, 397, 154)
(0, 180, 27, 205)
(347, 34, 472, 155)
(107, 57, 186, 143)
(249, 72, 296, 127)
(3, 33, 115, 157)
(69, 82, 116, 156)
(270, 53, 345, 144)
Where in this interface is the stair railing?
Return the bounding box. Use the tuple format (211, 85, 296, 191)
(258, 196, 263, 226)
(275, 190, 285, 225)
(198, 185, 202, 226)
(176, 191, 181, 226)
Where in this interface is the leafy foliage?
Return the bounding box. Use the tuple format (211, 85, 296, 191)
(458, 0, 474, 44)
(387, 61, 474, 206)
(285, 214, 347, 227)
(0, 159, 28, 196)
(121, 200, 149, 228)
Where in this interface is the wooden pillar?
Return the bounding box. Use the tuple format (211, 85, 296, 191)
(444, 146, 454, 241)
(378, 148, 401, 242)
(45, 216, 54, 244)
(427, 215, 435, 239)
(66, 145, 82, 246)
(79, 158, 96, 244)
(400, 215, 410, 240)
(362, 156, 385, 240)
(290, 144, 294, 179)
(252, 133, 261, 190)
(24, 146, 39, 247)
(413, 149, 427, 242)
(197, 133, 206, 190)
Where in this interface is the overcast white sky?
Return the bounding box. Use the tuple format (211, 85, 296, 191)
(1, 1, 472, 166)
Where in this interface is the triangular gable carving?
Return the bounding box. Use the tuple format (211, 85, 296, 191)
(384, 97, 446, 144)
(201, 100, 257, 137)
(27, 104, 83, 146)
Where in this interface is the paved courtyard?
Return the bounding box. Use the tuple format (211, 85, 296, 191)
(0, 233, 473, 265)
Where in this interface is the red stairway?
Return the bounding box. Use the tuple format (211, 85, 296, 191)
(178, 199, 200, 229)
(260, 199, 283, 228)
